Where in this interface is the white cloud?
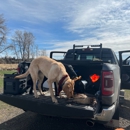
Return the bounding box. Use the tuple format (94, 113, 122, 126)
(67, 0, 130, 35)
(1, 0, 130, 56)
(46, 35, 130, 57)
(0, 0, 74, 22)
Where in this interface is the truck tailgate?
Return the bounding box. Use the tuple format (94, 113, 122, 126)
(0, 93, 94, 119)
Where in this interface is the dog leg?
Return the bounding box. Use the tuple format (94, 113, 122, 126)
(47, 64, 60, 103)
(58, 82, 66, 98)
(30, 72, 39, 98)
(38, 72, 45, 95)
(47, 80, 58, 103)
(33, 80, 39, 98)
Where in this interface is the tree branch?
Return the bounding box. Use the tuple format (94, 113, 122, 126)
(0, 45, 13, 53)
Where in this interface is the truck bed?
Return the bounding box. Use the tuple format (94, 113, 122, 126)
(0, 91, 95, 119)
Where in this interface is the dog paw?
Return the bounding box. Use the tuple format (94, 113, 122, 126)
(34, 94, 39, 98)
(52, 98, 58, 104)
(40, 92, 45, 95)
(60, 95, 67, 98)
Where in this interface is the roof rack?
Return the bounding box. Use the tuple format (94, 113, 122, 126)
(72, 43, 102, 60)
(73, 43, 102, 49)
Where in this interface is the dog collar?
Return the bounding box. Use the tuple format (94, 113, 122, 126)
(58, 75, 68, 94)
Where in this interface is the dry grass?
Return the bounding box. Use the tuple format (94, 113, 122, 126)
(0, 64, 18, 70)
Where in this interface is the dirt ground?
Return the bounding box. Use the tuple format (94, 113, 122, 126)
(0, 91, 130, 130)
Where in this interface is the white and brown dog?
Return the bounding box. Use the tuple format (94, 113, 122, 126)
(15, 56, 81, 103)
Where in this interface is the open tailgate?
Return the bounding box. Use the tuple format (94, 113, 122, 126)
(0, 93, 94, 119)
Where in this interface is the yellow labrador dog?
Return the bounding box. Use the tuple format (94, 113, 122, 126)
(15, 56, 80, 103)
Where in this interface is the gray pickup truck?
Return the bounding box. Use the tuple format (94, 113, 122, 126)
(0, 44, 130, 128)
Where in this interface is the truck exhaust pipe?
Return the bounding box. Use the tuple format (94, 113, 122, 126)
(86, 120, 95, 127)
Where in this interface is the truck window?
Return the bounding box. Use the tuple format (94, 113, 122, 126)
(64, 48, 117, 64)
(52, 53, 65, 60)
(86, 55, 93, 60)
(122, 52, 130, 65)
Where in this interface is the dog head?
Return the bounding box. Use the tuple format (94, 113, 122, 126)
(62, 76, 81, 98)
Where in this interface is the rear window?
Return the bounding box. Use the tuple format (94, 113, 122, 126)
(64, 48, 117, 64)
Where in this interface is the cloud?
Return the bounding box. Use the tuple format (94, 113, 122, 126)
(46, 35, 130, 57)
(2, 0, 130, 35)
(1, 0, 130, 57)
(1, 0, 73, 22)
(66, 0, 130, 36)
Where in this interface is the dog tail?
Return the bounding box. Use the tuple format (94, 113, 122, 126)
(15, 70, 30, 79)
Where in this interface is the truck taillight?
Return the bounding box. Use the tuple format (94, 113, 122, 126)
(102, 71, 114, 96)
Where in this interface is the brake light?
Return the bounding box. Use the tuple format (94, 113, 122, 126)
(102, 71, 114, 96)
(90, 74, 100, 83)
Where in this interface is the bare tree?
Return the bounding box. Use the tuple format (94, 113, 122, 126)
(0, 14, 9, 53)
(12, 30, 35, 61)
(38, 49, 47, 56)
(0, 45, 13, 53)
(29, 44, 38, 58)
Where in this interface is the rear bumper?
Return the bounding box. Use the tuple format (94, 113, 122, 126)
(94, 103, 116, 122)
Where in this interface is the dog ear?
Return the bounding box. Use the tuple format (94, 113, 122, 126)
(73, 76, 81, 82)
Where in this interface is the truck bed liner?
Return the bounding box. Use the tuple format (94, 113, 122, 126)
(0, 93, 94, 119)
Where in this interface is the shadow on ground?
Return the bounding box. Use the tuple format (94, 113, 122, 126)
(0, 98, 130, 130)
(0, 111, 112, 130)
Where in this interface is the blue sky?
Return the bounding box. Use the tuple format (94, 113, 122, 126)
(0, 0, 130, 56)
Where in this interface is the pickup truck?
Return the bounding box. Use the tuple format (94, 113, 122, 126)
(0, 44, 130, 128)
